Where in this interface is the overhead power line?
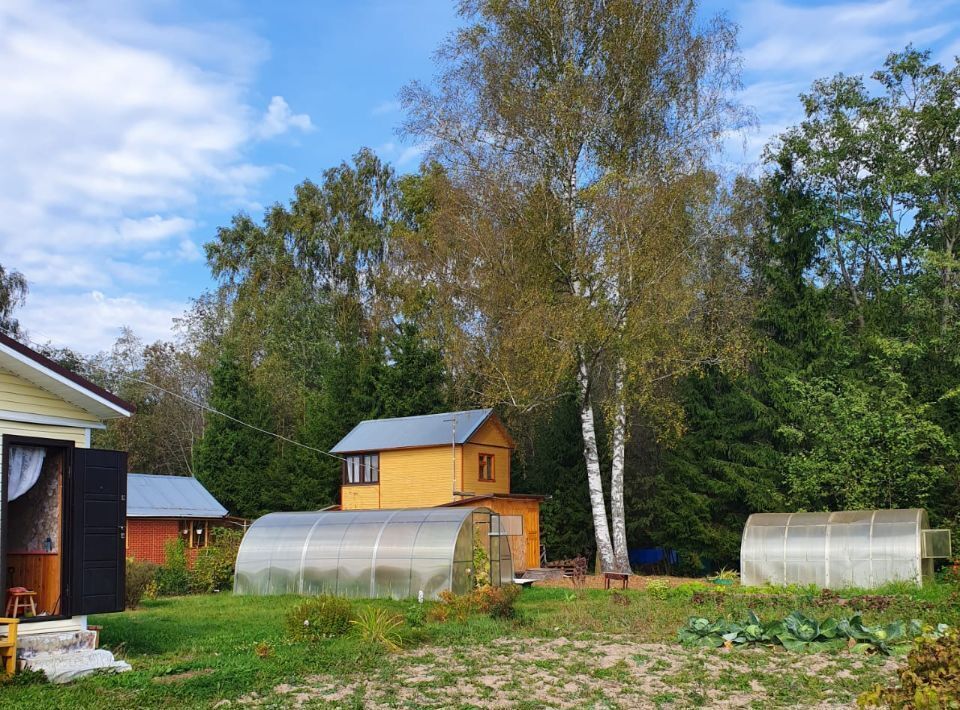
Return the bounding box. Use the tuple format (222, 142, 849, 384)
(0, 326, 346, 462)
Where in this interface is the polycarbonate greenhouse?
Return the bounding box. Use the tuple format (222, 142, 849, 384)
(234, 507, 513, 599)
(740, 509, 952, 589)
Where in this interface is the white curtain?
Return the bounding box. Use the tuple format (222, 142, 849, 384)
(8, 446, 46, 501)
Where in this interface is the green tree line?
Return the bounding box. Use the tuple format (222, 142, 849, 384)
(2, 2, 957, 571)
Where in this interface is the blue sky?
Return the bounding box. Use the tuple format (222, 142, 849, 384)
(0, 0, 957, 352)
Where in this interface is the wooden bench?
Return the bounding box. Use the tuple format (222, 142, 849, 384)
(603, 572, 630, 590)
(0, 617, 19, 675)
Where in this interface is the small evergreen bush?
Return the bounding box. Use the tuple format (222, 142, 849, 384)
(155, 538, 190, 596)
(125, 558, 159, 609)
(285, 595, 355, 642)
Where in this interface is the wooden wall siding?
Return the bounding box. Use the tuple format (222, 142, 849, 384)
(461, 443, 511, 497)
(456, 497, 540, 573)
(341, 484, 381, 510)
(379, 446, 460, 508)
(469, 418, 512, 448)
(7, 553, 60, 614)
(0, 368, 100, 423)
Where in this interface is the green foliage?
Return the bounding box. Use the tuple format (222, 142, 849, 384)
(285, 595, 355, 642)
(859, 629, 960, 708)
(646, 580, 670, 600)
(350, 607, 404, 652)
(436, 584, 522, 621)
(679, 609, 950, 655)
(155, 538, 190, 596)
(839, 616, 917, 656)
(192, 347, 279, 519)
(512, 396, 595, 562)
(0, 667, 48, 687)
(0, 262, 28, 336)
(125, 558, 159, 609)
(778, 347, 952, 512)
(677, 617, 731, 648)
(472, 532, 490, 589)
(770, 611, 844, 652)
(189, 528, 243, 594)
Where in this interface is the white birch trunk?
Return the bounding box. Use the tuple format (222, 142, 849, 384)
(610, 359, 630, 572)
(577, 355, 616, 573)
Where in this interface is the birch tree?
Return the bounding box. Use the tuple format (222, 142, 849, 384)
(400, 0, 752, 571)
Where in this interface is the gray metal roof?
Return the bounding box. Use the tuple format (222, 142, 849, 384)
(127, 473, 228, 518)
(331, 409, 494, 453)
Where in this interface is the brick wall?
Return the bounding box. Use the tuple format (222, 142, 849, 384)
(127, 518, 222, 565)
(127, 518, 181, 564)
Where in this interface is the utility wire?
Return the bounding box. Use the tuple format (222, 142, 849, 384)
(0, 325, 346, 462)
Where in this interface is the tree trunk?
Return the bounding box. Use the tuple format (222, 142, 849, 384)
(576, 355, 616, 573)
(610, 359, 630, 573)
(941, 232, 955, 335)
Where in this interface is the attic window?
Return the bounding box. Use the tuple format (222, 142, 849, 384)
(344, 453, 379, 485)
(479, 453, 495, 482)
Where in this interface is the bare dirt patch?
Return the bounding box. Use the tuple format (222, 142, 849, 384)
(242, 634, 898, 708)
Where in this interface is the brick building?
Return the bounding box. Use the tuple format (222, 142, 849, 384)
(126, 473, 229, 565)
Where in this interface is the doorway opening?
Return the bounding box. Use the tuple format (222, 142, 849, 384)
(4, 438, 71, 621)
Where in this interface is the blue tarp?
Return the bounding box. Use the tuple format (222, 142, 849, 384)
(629, 547, 678, 567)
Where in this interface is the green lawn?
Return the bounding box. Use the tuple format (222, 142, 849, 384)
(3, 583, 956, 709)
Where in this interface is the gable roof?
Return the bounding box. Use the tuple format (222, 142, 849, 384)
(0, 333, 134, 420)
(127, 473, 228, 518)
(331, 408, 512, 453)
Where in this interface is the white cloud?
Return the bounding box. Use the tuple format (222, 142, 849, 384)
(256, 96, 313, 139)
(729, 0, 959, 166)
(176, 239, 203, 262)
(371, 99, 401, 116)
(19, 290, 186, 354)
(0, 0, 313, 352)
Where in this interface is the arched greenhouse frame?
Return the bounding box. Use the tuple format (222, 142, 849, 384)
(234, 507, 513, 599)
(740, 509, 952, 588)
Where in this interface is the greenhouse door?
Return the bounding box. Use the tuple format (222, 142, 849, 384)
(70, 448, 127, 615)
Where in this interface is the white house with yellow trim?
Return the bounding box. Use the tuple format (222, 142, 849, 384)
(0, 332, 133, 680)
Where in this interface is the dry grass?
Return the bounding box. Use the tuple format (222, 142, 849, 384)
(535, 573, 701, 590)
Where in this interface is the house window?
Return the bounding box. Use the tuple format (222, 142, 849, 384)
(343, 453, 379, 484)
(479, 453, 495, 481)
(182, 520, 209, 548)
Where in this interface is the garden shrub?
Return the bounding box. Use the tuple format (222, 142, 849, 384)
(435, 584, 522, 621)
(404, 601, 427, 628)
(125, 558, 159, 609)
(155, 538, 190, 596)
(190, 527, 243, 593)
(473, 532, 490, 588)
(646, 579, 670, 600)
(285, 595, 355, 642)
(859, 629, 960, 708)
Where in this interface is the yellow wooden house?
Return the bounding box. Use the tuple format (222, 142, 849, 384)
(0, 332, 134, 679)
(332, 409, 542, 572)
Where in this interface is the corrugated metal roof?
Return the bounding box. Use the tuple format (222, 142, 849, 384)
(331, 409, 494, 453)
(127, 473, 228, 518)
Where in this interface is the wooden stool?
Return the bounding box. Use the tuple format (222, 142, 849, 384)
(603, 572, 630, 590)
(5, 588, 37, 618)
